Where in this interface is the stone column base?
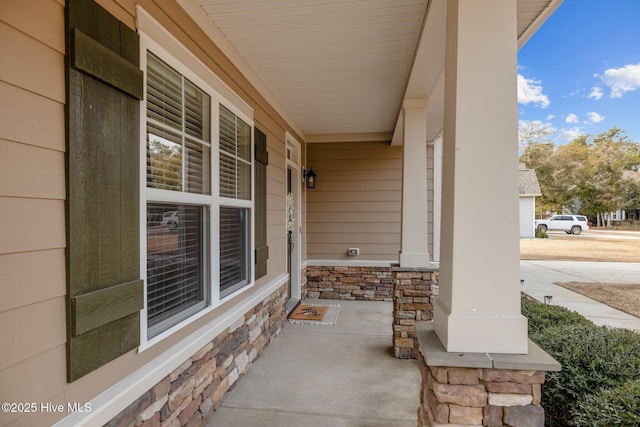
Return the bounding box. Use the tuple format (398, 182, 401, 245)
(392, 267, 437, 359)
(416, 323, 560, 426)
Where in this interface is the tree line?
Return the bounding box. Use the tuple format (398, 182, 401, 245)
(519, 125, 640, 227)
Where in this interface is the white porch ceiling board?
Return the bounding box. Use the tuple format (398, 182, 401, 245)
(198, 0, 428, 135)
(190, 0, 560, 140)
(517, 0, 562, 47)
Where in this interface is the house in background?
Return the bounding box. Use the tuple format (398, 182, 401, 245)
(605, 169, 640, 223)
(1, 0, 562, 426)
(519, 163, 543, 237)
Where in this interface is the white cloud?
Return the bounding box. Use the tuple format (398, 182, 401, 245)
(517, 74, 550, 108)
(588, 86, 603, 100)
(565, 113, 579, 124)
(558, 127, 584, 142)
(585, 111, 605, 124)
(546, 114, 555, 120)
(600, 63, 640, 98)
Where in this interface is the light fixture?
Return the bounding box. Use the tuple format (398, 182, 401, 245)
(303, 167, 317, 189)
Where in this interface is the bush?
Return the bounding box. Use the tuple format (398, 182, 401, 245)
(522, 299, 593, 336)
(521, 300, 640, 426)
(537, 325, 640, 426)
(572, 379, 640, 426)
(535, 226, 548, 238)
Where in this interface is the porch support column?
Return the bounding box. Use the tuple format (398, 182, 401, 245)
(399, 99, 430, 268)
(433, 0, 528, 353)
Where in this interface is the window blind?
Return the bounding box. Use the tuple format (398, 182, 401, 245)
(220, 206, 248, 296)
(145, 51, 212, 337)
(219, 105, 251, 200)
(146, 52, 211, 195)
(146, 203, 206, 336)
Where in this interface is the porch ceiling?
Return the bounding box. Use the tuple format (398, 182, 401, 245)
(182, 0, 561, 143)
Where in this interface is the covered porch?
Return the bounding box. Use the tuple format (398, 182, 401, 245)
(185, 0, 565, 425)
(206, 296, 559, 426)
(184, 0, 565, 352)
(0, 0, 565, 426)
(207, 299, 420, 426)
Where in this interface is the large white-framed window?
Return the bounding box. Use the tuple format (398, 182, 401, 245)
(139, 25, 255, 343)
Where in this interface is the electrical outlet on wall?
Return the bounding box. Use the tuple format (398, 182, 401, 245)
(348, 248, 359, 256)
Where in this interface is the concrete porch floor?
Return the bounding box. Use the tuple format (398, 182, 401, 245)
(206, 299, 421, 426)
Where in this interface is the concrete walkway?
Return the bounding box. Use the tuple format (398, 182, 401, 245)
(206, 299, 420, 427)
(520, 260, 640, 331)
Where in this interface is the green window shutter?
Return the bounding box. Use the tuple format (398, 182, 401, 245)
(254, 128, 269, 279)
(66, 0, 143, 382)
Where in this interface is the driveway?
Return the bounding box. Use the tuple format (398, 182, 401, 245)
(568, 229, 640, 240)
(520, 260, 640, 330)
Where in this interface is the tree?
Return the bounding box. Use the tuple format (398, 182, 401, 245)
(520, 127, 640, 226)
(521, 142, 565, 214)
(623, 180, 640, 220)
(553, 135, 590, 214)
(518, 120, 555, 155)
(572, 128, 640, 227)
(148, 135, 182, 190)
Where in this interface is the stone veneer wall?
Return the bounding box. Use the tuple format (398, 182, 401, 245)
(417, 362, 546, 427)
(305, 266, 394, 301)
(103, 284, 287, 427)
(301, 266, 308, 300)
(392, 270, 436, 359)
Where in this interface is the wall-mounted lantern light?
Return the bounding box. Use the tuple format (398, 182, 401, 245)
(303, 167, 317, 189)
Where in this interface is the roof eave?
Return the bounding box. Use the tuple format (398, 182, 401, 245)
(517, 0, 564, 49)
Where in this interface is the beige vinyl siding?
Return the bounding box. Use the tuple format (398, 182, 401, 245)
(307, 141, 402, 261)
(427, 143, 434, 258)
(1, 0, 301, 424)
(0, 1, 67, 426)
(0, 346, 68, 427)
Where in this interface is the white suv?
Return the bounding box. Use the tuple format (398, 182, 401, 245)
(535, 215, 589, 235)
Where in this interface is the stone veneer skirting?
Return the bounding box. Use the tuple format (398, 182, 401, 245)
(416, 324, 561, 427)
(104, 284, 287, 427)
(305, 266, 394, 301)
(419, 363, 546, 426)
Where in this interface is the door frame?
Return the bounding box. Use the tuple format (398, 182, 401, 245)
(285, 133, 302, 304)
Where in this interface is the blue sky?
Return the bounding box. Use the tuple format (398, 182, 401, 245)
(518, 0, 640, 144)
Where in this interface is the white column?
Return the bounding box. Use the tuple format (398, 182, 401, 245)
(432, 133, 443, 263)
(399, 99, 430, 268)
(433, 0, 528, 354)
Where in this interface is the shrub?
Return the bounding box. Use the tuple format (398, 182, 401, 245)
(572, 379, 640, 426)
(521, 300, 640, 426)
(521, 299, 593, 336)
(535, 226, 548, 238)
(533, 324, 640, 426)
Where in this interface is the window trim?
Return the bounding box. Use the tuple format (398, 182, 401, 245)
(138, 19, 256, 349)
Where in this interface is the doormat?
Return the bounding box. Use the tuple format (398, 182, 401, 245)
(288, 303, 340, 325)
